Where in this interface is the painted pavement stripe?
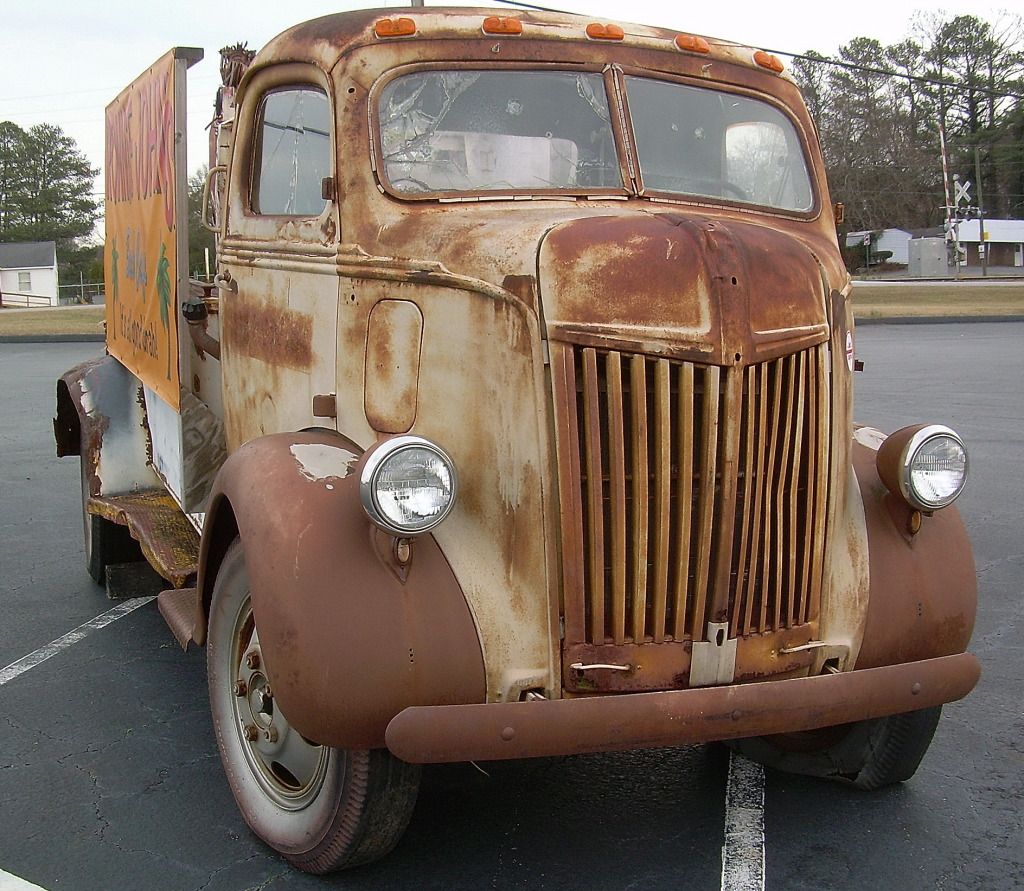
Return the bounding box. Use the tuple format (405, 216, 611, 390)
(721, 751, 766, 891)
(0, 597, 155, 688)
(0, 868, 49, 890)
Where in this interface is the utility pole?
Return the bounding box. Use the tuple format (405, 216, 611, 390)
(938, 104, 960, 279)
(974, 144, 987, 277)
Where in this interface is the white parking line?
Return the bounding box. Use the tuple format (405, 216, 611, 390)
(0, 867, 48, 890)
(0, 597, 155, 688)
(721, 751, 766, 891)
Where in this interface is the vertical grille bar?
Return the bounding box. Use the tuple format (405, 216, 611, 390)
(651, 359, 671, 643)
(552, 345, 586, 643)
(630, 355, 650, 642)
(671, 363, 695, 640)
(732, 365, 755, 635)
(773, 356, 797, 629)
(786, 351, 807, 627)
(806, 344, 831, 624)
(742, 364, 769, 635)
(581, 348, 605, 643)
(799, 349, 818, 624)
(690, 365, 720, 636)
(759, 361, 783, 631)
(709, 367, 743, 626)
(606, 352, 628, 645)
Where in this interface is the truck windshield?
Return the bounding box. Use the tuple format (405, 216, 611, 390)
(625, 76, 814, 212)
(376, 69, 814, 212)
(378, 70, 621, 194)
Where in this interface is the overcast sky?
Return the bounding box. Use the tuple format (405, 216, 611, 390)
(0, 0, 1017, 223)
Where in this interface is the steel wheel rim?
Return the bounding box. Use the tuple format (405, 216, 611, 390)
(229, 597, 330, 811)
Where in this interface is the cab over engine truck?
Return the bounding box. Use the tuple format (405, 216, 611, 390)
(54, 7, 979, 874)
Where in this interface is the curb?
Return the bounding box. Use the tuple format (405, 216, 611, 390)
(854, 315, 1024, 325)
(0, 334, 106, 343)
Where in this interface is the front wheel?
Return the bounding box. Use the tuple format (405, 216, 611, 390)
(729, 706, 942, 791)
(207, 541, 420, 873)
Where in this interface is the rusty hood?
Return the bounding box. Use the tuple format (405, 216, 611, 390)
(537, 213, 830, 365)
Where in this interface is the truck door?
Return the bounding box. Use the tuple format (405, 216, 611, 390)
(218, 66, 340, 450)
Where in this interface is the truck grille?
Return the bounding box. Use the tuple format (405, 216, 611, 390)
(551, 343, 831, 648)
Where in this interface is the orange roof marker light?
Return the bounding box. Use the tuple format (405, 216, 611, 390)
(675, 34, 710, 54)
(483, 16, 523, 35)
(375, 17, 417, 39)
(586, 22, 625, 41)
(753, 50, 785, 73)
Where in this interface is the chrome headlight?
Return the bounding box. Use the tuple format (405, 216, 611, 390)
(878, 424, 968, 511)
(359, 436, 457, 535)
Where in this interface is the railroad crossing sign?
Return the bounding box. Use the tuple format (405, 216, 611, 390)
(954, 178, 972, 207)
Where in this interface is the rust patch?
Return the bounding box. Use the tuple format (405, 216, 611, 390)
(364, 299, 423, 434)
(223, 300, 313, 372)
(501, 274, 538, 315)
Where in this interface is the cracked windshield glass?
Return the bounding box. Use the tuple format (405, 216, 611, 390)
(379, 70, 621, 194)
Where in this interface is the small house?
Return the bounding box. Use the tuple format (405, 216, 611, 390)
(0, 241, 59, 307)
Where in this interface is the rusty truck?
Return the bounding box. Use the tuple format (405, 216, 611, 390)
(54, 7, 979, 874)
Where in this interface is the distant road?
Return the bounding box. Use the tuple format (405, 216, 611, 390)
(855, 278, 1023, 287)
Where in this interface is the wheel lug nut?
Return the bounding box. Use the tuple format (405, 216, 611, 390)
(233, 680, 248, 697)
(243, 724, 259, 742)
(245, 651, 260, 670)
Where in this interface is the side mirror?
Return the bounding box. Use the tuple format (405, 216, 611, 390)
(202, 165, 227, 233)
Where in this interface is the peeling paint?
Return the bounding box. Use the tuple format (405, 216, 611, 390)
(289, 443, 358, 483)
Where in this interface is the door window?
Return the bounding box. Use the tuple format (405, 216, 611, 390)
(251, 87, 331, 215)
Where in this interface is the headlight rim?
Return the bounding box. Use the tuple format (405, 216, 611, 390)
(359, 435, 458, 536)
(897, 424, 969, 512)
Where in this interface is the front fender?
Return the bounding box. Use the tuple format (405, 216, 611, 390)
(852, 432, 977, 669)
(197, 431, 486, 750)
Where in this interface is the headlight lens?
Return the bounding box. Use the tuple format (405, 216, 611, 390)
(903, 427, 968, 510)
(360, 436, 457, 534)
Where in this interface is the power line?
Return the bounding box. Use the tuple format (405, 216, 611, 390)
(776, 49, 1024, 102)
(489, 0, 1024, 103)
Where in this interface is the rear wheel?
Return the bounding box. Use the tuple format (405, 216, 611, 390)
(79, 455, 140, 584)
(207, 541, 420, 873)
(730, 706, 942, 790)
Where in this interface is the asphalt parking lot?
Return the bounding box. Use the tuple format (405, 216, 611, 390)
(1, 326, 1021, 891)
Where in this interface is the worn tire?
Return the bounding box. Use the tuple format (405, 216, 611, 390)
(729, 706, 942, 791)
(80, 455, 141, 584)
(207, 540, 420, 873)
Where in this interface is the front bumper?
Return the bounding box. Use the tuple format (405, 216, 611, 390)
(385, 653, 980, 763)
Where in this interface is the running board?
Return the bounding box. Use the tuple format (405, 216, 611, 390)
(88, 490, 199, 588)
(157, 587, 200, 650)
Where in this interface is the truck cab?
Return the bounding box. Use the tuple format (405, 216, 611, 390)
(55, 7, 978, 873)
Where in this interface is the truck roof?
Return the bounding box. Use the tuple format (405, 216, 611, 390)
(249, 6, 791, 84)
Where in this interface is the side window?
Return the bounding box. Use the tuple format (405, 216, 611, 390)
(18, 271, 31, 291)
(251, 87, 331, 216)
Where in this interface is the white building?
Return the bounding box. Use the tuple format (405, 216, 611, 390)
(845, 228, 912, 266)
(0, 241, 59, 307)
(956, 219, 1024, 267)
